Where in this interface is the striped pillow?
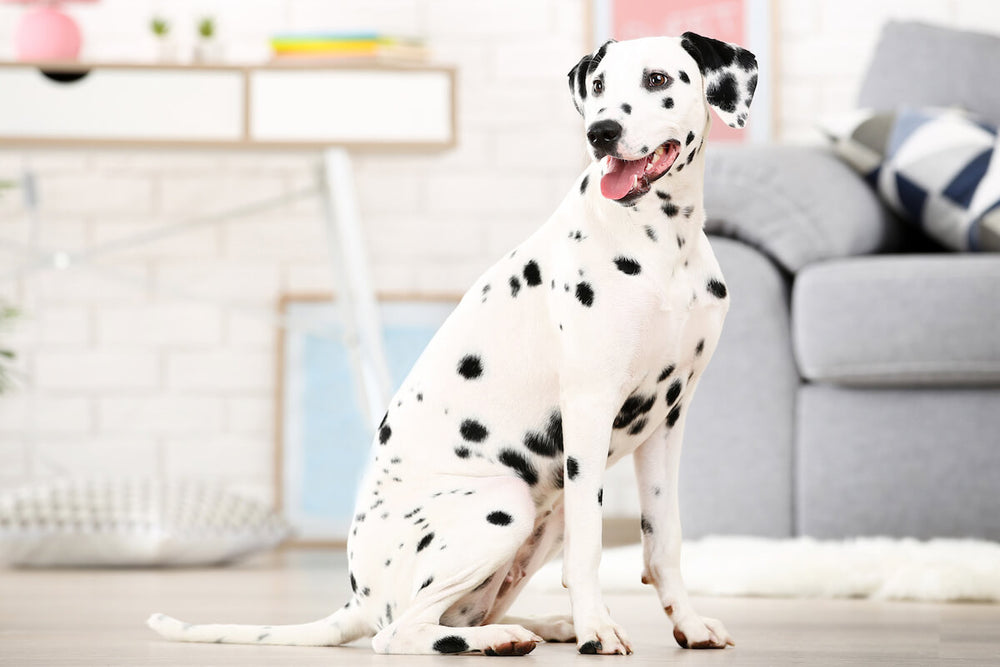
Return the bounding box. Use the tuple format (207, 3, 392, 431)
(878, 108, 1000, 251)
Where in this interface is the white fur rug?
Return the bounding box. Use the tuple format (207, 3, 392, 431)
(528, 536, 1000, 602)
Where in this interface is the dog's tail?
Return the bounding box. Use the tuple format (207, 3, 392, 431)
(146, 601, 370, 647)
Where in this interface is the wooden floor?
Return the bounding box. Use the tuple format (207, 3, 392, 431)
(1, 549, 998, 666)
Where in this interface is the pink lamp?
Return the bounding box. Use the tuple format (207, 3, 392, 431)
(4, 0, 99, 61)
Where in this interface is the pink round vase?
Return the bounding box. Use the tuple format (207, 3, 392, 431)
(15, 6, 82, 61)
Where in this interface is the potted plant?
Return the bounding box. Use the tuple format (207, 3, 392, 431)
(193, 16, 220, 62)
(0, 304, 18, 394)
(150, 15, 175, 61)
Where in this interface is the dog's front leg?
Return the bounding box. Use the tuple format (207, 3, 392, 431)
(633, 415, 735, 649)
(561, 389, 633, 656)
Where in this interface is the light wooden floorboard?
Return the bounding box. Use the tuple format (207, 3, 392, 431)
(1, 549, 997, 665)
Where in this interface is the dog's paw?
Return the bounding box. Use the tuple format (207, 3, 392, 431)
(482, 625, 543, 656)
(576, 614, 632, 655)
(672, 615, 734, 649)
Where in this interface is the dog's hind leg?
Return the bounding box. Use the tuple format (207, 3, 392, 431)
(146, 598, 372, 646)
(371, 475, 543, 655)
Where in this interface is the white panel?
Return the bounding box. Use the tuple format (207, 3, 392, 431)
(0, 68, 244, 141)
(250, 69, 452, 144)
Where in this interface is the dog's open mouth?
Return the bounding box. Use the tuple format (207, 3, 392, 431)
(600, 140, 681, 201)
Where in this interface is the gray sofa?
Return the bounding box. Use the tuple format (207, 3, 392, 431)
(682, 21, 1000, 541)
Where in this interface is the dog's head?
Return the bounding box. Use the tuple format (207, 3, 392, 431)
(568, 33, 757, 203)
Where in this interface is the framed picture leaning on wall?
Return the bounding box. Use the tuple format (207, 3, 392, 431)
(275, 293, 460, 545)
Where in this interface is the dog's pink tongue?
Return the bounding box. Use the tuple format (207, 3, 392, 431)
(600, 157, 646, 200)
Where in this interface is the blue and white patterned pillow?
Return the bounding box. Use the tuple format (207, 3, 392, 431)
(877, 108, 1000, 251)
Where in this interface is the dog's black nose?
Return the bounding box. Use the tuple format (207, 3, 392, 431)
(586, 120, 622, 151)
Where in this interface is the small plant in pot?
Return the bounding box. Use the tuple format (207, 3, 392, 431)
(194, 16, 221, 62)
(150, 16, 175, 61)
(0, 303, 18, 394)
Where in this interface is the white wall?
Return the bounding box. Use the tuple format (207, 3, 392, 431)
(1, 0, 999, 503)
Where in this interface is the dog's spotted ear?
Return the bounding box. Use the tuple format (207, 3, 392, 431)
(681, 31, 757, 129)
(567, 40, 616, 116)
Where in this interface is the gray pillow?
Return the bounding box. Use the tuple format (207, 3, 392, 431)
(0, 478, 290, 567)
(703, 145, 902, 273)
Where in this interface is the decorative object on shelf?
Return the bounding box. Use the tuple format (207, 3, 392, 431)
(269, 32, 428, 63)
(0, 301, 17, 394)
(4, 0, 98, 61)
(193, 16, 221, 63)
(149, 15, 175, 62)
(0, 477, 291, 567)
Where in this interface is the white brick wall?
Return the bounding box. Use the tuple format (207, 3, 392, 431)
(0, 0, 997, 505)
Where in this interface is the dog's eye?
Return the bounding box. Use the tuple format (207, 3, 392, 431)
(647, 72, 667, 88)
(592, 79, 604, 95)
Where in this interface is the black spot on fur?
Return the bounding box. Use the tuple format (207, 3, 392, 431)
(676, 163, 685, 172)
(523, 260, 542, 287)
(487, 511, 513, 526)
(666, 403, 682, 427)
(677, 234, 685, 248)
(641, 515, 654, 535)
(666, 379, 682, 407)
(645, 225, 658, 241)
(350, 572, 357, 593)
(686, 131, 695, 146)
(663, 96, 674, 109)
(455, 446, 470, 459)
(378, 423, 391, 445)
(597, 488, 603, 505)
(419, 576, 434, 591)
(566, 456, 579, 480)
(434, 636, 469, 653)
(695, 339, 705, 356)
(628, 417, 648, 436)
(460, 418, 489, 442)
(686, 150, 696, 165)
(679, 70, 690, 83)
(747, 73, 758, 96)
(658, 365, 675, 382)
(683, 205, 695, 218)
(707, 278, 728, 299)
(417, 532, 435, 552)
(575, 282, 594, 307)
(457, 355, 483, 379)
(499, 449, 538, 486)
(613, 256, 641, 275)
(621, 103, 632, 114)
(523, 410, 563, 457)
(361, 587, 370, 597)
(386, 603, 393, 624)
(707, 72, 739, 113)
(580, 640, 602, 654)
(580, 174, 589, 194)
(509, 275, 521, 297)
(614, 393, 656, 429)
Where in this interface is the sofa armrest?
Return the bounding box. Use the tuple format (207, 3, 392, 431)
(703, 145, 904, 273)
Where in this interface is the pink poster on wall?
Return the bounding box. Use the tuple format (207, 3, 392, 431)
(612, 0, 750, 143)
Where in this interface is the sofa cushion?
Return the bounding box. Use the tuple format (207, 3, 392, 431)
(793, 255, 1000, 386)
(704, 146, 903, 273)
(858, 21, 1000, 128)
(877, 107, 1000, 251)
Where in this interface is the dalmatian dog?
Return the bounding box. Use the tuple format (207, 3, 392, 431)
(148, 31, 757, 656)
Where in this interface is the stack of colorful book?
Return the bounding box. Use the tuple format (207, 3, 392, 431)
(269, 33, 428, 62)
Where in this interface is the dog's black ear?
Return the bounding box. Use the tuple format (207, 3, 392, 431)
(681, 31, 757, 129)
(567, 40, 616, 116)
